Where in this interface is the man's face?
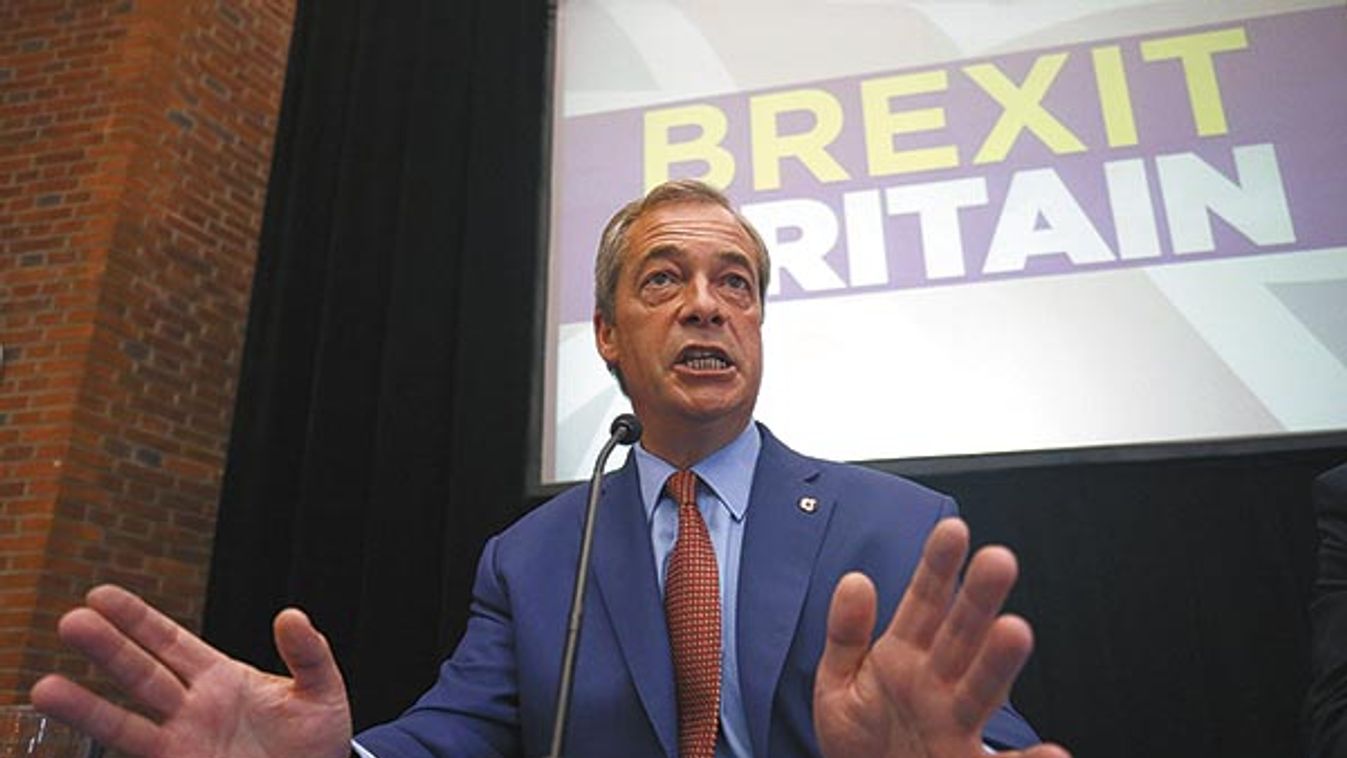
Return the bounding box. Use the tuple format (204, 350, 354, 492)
(595, 201, 764, 446)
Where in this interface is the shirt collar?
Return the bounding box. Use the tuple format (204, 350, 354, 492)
(634, 422, 761, 524)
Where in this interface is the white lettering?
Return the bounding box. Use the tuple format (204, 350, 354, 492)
(742, 199, 846, 295)
(885, 177, 988, 280)
(984, 168, 1115, 274)
(842, 190, 889, 286)
(1104, 158, 1162, 260)
(1156, 143, 1295, 255)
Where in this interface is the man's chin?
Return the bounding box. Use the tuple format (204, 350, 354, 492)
(674, 395, 754, 426)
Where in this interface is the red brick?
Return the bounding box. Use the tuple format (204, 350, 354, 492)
(0, 0, 294, 701)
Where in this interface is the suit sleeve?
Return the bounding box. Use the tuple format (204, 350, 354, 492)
(355, 536, 522, 758)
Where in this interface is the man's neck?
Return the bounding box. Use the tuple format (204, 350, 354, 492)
(639, 417, 752, 469)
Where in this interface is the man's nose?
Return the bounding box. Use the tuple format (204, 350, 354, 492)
(680, 277, 725, 326)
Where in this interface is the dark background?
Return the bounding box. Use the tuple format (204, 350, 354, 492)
(200, 2, 1347, 755)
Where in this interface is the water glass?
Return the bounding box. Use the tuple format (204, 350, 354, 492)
(0, 706, 93, 758)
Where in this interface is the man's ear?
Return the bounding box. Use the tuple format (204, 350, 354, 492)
(594, 311, 619, 366)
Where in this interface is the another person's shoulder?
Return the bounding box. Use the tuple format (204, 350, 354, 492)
(1317, 462, 1347, 503)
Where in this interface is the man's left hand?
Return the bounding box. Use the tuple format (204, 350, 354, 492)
(813, 517, 1070, 758)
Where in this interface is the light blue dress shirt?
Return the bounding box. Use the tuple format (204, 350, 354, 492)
(634, 422, 760, 758)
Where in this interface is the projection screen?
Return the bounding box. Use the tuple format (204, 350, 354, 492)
(539, 0, 1347, 484)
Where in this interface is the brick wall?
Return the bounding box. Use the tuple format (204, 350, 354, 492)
(0, 0, 295, 702)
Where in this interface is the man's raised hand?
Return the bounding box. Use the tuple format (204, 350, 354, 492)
(813, 518, 1070, 758)
(30, 585, 352, 758)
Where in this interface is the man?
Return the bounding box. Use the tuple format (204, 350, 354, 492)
(31, 181, 1068, 758)
(1306, 461, 1347, 757)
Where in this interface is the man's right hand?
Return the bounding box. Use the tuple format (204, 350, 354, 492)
(30, 585, 353, 758)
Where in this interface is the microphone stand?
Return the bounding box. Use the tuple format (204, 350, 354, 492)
(544, 414, 642, 758)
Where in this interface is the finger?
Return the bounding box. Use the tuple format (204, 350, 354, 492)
(886, 517, 969, 648)
(815, 572, 878, 692)
(950, 614, 1035, 732)
(275, 608, 346, 699)
(929, 545, 1018, 683)
(1002, 743, 1072, 758)
(85, 584, 224, 681)
(30, 674, 163, 757)
(56, 607, 187, 717)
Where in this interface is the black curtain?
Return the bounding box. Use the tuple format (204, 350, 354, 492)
(912, 445, 1346, 757)
(203, 0, 1347, 754)
(203, 0, 551, 729)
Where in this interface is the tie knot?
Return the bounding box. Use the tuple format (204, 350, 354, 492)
(665, 469, 699, 508)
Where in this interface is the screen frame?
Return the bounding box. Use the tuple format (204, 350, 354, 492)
(524, 0, 1347, 498)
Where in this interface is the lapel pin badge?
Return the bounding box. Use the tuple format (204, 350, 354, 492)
(798, 496, 818, 514)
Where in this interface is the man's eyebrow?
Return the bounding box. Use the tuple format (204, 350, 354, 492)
(715, 250, 754, 270)
(640, 245, 683, 264)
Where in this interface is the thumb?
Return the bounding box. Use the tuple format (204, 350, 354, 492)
(274, 608, 346, 699)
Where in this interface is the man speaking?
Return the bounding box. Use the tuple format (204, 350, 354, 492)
(32, 180, 1068, 758)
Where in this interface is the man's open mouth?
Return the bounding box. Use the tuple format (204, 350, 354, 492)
(677, 346, 733, 371)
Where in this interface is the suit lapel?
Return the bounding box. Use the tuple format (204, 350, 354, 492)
(590, 456, 677, 758)
(737, 428, 832, 757)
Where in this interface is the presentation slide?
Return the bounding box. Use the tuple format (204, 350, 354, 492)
(541, 0, 1347, 484)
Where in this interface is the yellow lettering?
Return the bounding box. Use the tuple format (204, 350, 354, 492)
(1091, 46, 1138, 148)
(965, 54, 1087, 164)
(749, 89, 850, 191)
(860, 70, 960, 177)
(644, 104, 735, 191)
(1141, 27, 1248, 137)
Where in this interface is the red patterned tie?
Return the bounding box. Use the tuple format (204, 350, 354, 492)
(664, 469, 721, 758)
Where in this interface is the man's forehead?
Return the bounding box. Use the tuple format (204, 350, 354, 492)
(626, 201, 754, 258)
(635, 245, 755, 271)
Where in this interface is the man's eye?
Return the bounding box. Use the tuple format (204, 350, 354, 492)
(725, 273, 751, 290)
(645, 271, 676, 287)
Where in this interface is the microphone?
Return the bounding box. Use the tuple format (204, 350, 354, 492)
(545, 414, 642, 758)
(608, 413, 642, 446)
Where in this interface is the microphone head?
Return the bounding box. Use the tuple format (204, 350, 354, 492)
(610, 414, 642, 445)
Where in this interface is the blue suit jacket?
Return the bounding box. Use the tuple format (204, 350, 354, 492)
(357, 426, 1040, 757)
